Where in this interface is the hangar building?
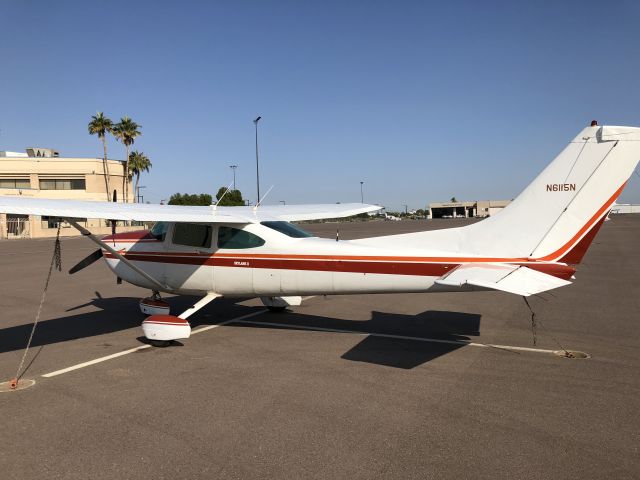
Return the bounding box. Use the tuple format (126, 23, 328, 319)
(428, 200, 511, 219)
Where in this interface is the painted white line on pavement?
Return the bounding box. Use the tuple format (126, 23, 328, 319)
(190, 310, 266, 335)
(233, 319, 558, 355)
(42, 345, 152, 378)
(42, 310, 269, 378)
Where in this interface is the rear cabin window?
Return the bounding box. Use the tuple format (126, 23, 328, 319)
(172, 223, 212, 248)
(218, 227, 265, 249)
(260, 221, 315, 238)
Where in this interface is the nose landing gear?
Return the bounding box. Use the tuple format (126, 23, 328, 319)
(139, 291, 170, 316)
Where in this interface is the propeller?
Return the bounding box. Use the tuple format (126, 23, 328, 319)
(69, 249, 103, 274)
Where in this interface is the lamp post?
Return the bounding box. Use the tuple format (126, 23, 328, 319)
(360, 181, 364, 203)
(403, 204, 408, 216)
(136, 185, 146, 204)
(253, 116, 262, 204)
(229, 165, 238, 190)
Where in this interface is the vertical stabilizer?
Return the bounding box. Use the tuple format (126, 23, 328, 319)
(356, 124, 640, 261)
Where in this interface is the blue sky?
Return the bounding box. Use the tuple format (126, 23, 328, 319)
(1, 0, 639, 209)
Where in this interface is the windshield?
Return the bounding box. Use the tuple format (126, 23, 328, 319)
(261, 221, 315, 238)
(150, 221, 169, 241)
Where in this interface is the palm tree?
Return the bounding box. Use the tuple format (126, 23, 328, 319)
(88, 112, 114, 201)
(112, 117, 142, 203)
(128, 151, 152, 203)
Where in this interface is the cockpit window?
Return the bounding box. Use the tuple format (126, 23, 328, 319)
(150, 221, 169, 241)
(218, 226, 265, 249)
(173, 223, 212, 248)
(260, 221, 315, 238)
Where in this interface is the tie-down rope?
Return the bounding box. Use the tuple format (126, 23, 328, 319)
(9, 224, 62, 389)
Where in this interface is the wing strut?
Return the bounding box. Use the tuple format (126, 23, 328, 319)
(65, 219, 172, 292)
(177, 293, 221, 320)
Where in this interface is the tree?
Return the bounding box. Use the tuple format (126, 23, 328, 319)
(88, 112, 114, 201)
(450, 197, 458, 203)
(168, 193, 213, 206)
(215, 187, 244, 206)
(112, 117, 141, 203)
(128, 151, 152, 203)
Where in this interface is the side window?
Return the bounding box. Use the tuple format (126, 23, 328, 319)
(172, 223, 212, 248)
(218, 226, 265, 249)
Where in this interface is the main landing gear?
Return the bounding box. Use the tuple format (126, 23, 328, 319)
(137, 294, 302, 346)
(260, 296, 302, 312)
(139, 292, 220, 346)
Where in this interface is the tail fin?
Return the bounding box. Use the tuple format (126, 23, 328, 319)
(359, 124, 640, 262)
(473, 124, 640, 262)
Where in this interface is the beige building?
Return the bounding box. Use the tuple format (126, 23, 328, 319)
(1, 148, 137, 239)
(428, 199, 511, 219)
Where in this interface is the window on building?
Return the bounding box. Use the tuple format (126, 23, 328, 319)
(260, 221, 315, 238)
(172, 223, 212, 248)
(42, 216, 62, 229)
(0, 178, 31, 189)
(41, 216, 86, 229)
(218, 227, 265, 249)
(39, 179, 86, 190)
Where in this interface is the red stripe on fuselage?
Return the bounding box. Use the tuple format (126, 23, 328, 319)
(538, 183, 625, 261)
(105, 252, 458, 276)
(104, 252, 576, 279)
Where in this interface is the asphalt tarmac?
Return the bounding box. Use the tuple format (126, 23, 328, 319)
(0, 217, 638, 479)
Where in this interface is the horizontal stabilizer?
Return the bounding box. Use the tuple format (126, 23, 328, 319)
(435, 264, 571, 296)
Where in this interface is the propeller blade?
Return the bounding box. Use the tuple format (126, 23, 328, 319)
(68, 249, 103, 274)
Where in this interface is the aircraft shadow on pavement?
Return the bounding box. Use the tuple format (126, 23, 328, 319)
(341, 310, 481, 369)
(0, 293, 255, 354)
(2, 294, 480, 370)
(233, 309, 482, 369)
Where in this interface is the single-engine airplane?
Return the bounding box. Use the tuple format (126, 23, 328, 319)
(1, 123, 639, 343)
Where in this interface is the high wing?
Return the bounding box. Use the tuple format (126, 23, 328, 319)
(434, 263, 571, 296)
(0, 196, 382, 223)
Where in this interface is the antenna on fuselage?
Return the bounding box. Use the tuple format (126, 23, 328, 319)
(253, 185, 274, 210)
(212, 180, 235, 211)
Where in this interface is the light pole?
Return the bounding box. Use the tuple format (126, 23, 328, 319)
(360, 181, 364, 203)
(253, 116, 261, 203)
(403, 204, 408, 215)
(229, 165, 238, 190)
(136, 185, 146, 204)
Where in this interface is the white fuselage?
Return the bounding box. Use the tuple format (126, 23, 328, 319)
(103, 222, 458, 297)
(103, 220, 575, 298)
